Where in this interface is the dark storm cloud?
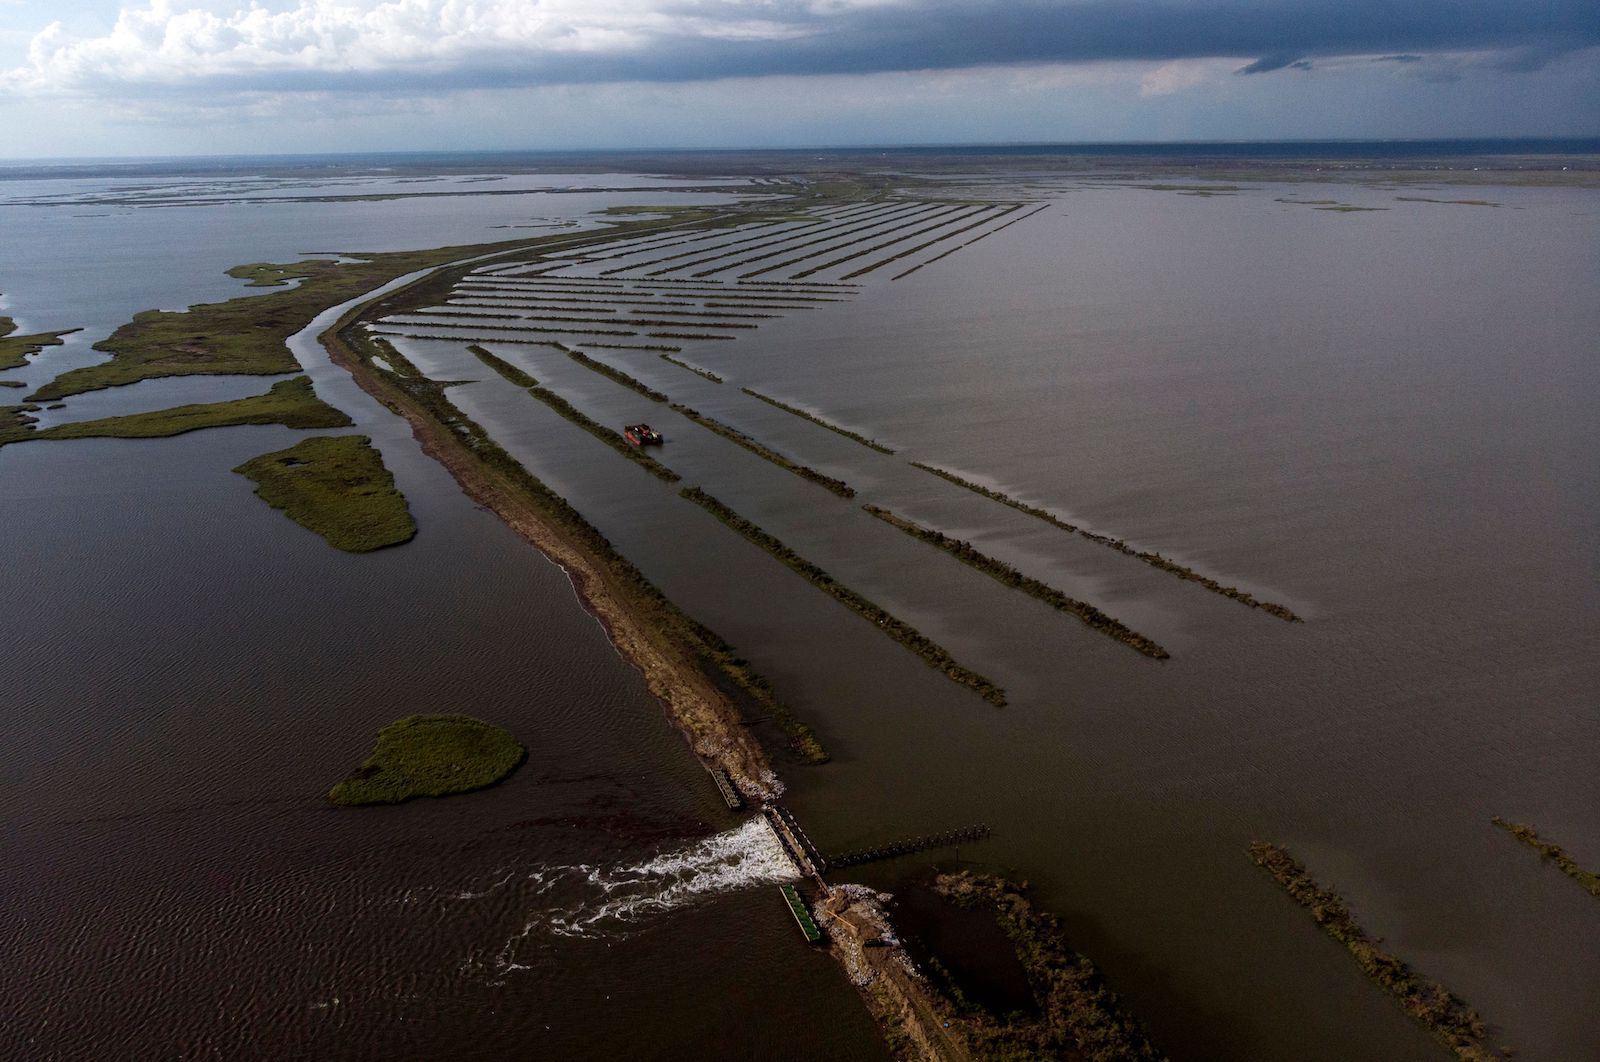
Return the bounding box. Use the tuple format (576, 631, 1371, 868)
(14, 0, 1600, 96)
(543, 0, 1598, 85)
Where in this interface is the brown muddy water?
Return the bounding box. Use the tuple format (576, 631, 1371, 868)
(4, 170, 1598, 1060)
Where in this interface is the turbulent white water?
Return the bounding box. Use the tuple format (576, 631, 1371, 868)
(545, 818, 799, 936)
(446, 818, 800, 978)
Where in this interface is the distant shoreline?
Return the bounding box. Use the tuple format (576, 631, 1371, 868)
(3, 138, 1597, 183)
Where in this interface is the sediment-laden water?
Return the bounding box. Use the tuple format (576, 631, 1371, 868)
(3, 161, 1597, 1060)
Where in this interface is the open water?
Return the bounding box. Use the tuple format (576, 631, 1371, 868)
(2, 159, 1597, 1060)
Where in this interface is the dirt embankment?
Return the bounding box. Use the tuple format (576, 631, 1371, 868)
(820, 885, 971, 1062)
(321, 304, 779, 800)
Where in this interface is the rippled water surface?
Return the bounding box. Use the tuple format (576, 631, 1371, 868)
(3, 169, 1597, 1061)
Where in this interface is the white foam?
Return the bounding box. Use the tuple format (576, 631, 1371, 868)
(472, 818, 799, 974)
(545, 818, 798, 936)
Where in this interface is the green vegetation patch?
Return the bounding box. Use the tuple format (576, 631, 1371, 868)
(1249, 842, 1500, 1062)
(864, 505, 1169, 659)
(1492, 817, 1600, 899)
(233, 434, 416, 553)
(934, 871, 1169, 1060)
(1, 315, 81, 371)
(226, 260, 339, 288)
(681, 486, 1005, 706)
(0, 376, 350, 448)
(468, 344, 541, 388)
(328, 714, 526, 805)
(29, 222, 710, 402)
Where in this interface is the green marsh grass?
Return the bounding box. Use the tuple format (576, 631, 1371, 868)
(1492, 817, 1600, 898)
(0, 376, 350, 448)
(1, 316, 80, 371)
(31, 221, 700, 402)
(328, 714, 525, 805)
(1249, 842, 1499, 1062)
(662, 354, 723, 383)
(935, 871, 1169, 1061)
(559, 345, 669, 401)
(233, 434, 416, 552)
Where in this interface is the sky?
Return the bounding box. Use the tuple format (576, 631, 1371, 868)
(0, 0, 1596, 158)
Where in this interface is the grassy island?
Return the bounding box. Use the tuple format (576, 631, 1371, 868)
(1, 316, 80, 371)
(233, 434, 416, 552)
(1248, 841, 1500, 1062)
(1492, 817, 1600, 899)
(226, 261, 338, 288)
(681, 486, 1005, 706)
(328, 714, 526, 805)
(1, 376, 350, 448)
(930, 871, 1169, 1061)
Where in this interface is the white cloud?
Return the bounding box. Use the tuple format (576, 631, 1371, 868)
(4, 0, 1594, 108)
(7, 0, 815, 95)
